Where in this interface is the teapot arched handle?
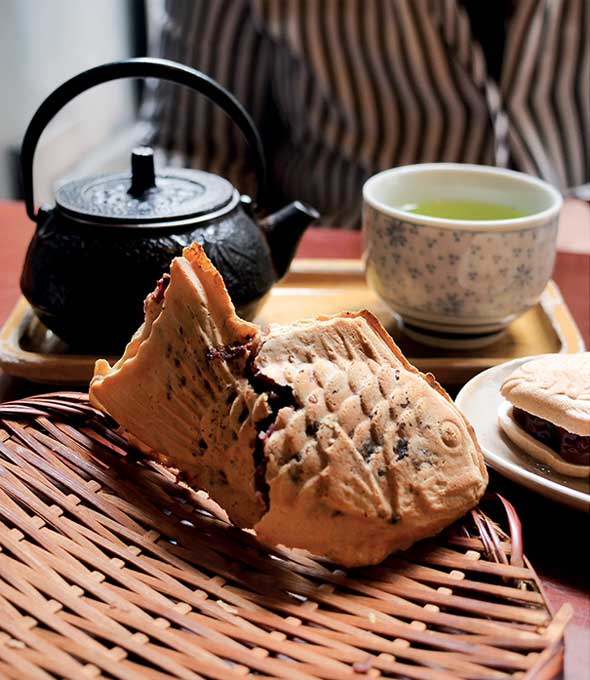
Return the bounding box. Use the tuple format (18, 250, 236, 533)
(20, 57, 267, 221)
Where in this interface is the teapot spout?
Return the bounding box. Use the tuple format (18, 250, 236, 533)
(261, 201, 320, 279)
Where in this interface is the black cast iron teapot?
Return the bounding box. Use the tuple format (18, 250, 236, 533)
(20, 58, 318, 352)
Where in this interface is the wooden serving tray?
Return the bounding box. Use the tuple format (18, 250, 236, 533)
(0, 393, 571, 679)
(0, 259, 584, 386)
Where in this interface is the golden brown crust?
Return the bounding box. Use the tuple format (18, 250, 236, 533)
(182, 243, 259, 343)
(357, 310, 488, 485)
(90, 249, 269, 527)
(252, 313, 487, 566)
(91, 244, 488, 566)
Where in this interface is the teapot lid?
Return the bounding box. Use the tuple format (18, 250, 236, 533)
(55, 147, 236, 224)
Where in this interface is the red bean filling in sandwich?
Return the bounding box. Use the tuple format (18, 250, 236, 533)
(513, 407, 590, 466)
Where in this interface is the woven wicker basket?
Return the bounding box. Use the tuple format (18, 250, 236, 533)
(0, 393, 570, 679)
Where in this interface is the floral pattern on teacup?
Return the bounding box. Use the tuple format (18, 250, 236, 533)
(363, 206, 558, 324)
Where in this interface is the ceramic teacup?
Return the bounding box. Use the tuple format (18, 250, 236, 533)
(362, 163, 562, 349)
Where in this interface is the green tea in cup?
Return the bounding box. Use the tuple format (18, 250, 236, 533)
(399, 199, 527, 221)
(362, 163, 563, 349)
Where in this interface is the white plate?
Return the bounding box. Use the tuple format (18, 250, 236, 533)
(455, 355, 590, 512)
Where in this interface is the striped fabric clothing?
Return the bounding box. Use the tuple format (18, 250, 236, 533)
(143, 0, 589, 228)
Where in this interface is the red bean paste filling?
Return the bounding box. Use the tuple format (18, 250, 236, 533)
(152, 273, 170, 303)
(204, 338, 293, 510)
(243, 347, 297, 508)
(513, 407, 590, 466)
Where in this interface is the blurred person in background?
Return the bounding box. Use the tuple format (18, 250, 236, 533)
(142, 0, 589, 227)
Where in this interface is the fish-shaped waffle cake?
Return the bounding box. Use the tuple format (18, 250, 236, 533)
(90, 244, 487, 566)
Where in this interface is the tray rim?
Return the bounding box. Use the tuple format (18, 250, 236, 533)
(0, 259, 585, 384)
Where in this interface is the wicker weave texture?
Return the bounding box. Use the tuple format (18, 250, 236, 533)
(0, 393, 570, 679)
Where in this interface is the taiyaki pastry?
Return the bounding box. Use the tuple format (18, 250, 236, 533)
(90, 244, 488, 566)
(499, 353, 590, 478)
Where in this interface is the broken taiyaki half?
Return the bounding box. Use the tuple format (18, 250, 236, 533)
(90, 243, 487, 567)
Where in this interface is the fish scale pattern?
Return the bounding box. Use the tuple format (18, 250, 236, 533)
(253, 315, 487, 566)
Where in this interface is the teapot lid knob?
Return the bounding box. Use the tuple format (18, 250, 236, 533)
(129, 146, 156, 197)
